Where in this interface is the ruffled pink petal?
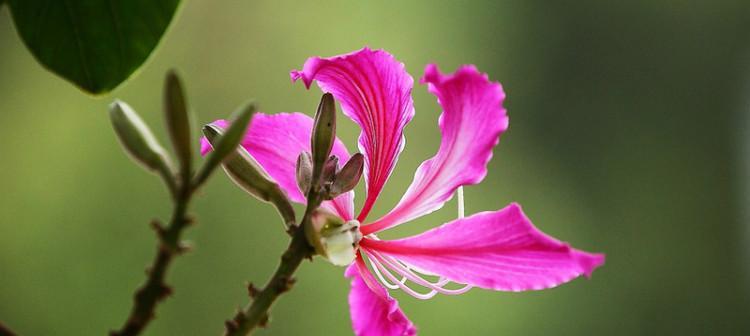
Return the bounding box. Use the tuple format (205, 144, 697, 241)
(360, 203, 605, 292)
(363, 64, 508, 235)
(345, 255, 417, 336)
(199, 113, 354, 220)
(291, 48, 415, 222)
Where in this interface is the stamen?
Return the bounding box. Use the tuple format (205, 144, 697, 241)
(368, 251, 473, 298)
(369, 254, 406, 290)
(367, 252, 439, 300)
(375, 252, 472, 295)
(457, 186, 465, 219)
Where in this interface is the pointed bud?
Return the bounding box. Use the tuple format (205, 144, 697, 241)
(311, 93, 336, 183)
(306, 209, 362, 266)
(109, 100, 174, 175)
(163, 70, 193, 178)
(329, 153, 364, 198)
(296, 152, 313, 195)
(193, 101, 256, 189)
(202, 125, 296, 228)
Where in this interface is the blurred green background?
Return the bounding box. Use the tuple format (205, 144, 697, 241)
(2, 0, 749, 335)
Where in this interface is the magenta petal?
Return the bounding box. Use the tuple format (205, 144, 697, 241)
(364, 64, 508, 235)
(199, 113, 354, 220)
(345, 257, 417, 336)
(291, 48, 415, 222)
(360, 203, 605, 292)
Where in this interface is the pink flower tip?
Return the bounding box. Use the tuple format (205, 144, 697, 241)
(581, 252, 606, 278)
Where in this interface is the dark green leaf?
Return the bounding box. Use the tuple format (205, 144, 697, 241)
(7, 0, 180, 94)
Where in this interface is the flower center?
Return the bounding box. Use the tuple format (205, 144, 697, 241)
(319, 219, 362, 266)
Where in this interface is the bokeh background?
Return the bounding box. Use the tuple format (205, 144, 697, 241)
(2, 1, 749, 335)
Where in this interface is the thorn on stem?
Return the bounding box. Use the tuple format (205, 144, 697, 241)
(286, 277, 297, 290)
(225, 309, 247, 333)
(150, 219, 166, 236)
(224, 319, 239, 333)
(275, 276, 296, 293)
(157, 284, 173, 300)
(247, 282, 260, 298)
(259, 313, 269, 328)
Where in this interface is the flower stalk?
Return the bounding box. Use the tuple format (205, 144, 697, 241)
(110, 72, 254, 336)
(110, 182, 193, 336)
(222, 94, 344, 335)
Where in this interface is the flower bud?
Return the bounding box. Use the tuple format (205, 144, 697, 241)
(109, 100, 174, 174)
(329, 153, 364, 198)
(163, 71, 193, 177)
(193, 101, 256, 188)
(321, 155, 339, 189)
(296, 151, 313, 194)
(308, 210, 362, 266)
(202, 124, 296, 228)
(311, 93, 336, 183)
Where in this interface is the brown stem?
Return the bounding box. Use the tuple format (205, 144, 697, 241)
(223, 193, 321, 336)
(224, 227, 312, 336)
(110, 187, 193, 336)
(0, 321, 18, 336)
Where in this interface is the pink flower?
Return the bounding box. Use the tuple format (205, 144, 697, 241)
(202, 48, 604, 335)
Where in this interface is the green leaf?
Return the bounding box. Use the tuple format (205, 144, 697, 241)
(7, 0, 180, 94)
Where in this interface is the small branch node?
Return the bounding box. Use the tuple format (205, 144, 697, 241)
(246, 282, 260, 298)
(150, 219, 166, 236)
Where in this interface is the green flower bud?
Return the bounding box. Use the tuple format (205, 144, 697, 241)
(109, 100, 174, 175)
(311, 93, 336, 183)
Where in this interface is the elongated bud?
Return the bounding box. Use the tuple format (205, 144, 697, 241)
(164, 70, 193, 178)
(109, 100, 174, 174)
(311, 93, 336, 183)
(296, 151, 313, 194)
(203, 125, 296, 227)
(193, 101, 256, 188)
(329, 153, 364, 198)
(307, 210, 362, 266)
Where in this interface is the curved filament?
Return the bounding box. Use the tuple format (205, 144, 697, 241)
(365, 250, 473, 299)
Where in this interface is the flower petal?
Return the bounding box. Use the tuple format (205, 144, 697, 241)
(199, 113, 354, 220)
(345, 256, 417, 336)
(291, 48, 415, 222)
(360, 203, 605, 292)
(363, 64, 507, 235)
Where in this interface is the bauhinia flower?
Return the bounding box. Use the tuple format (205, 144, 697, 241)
(202, 48, 604, 335)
